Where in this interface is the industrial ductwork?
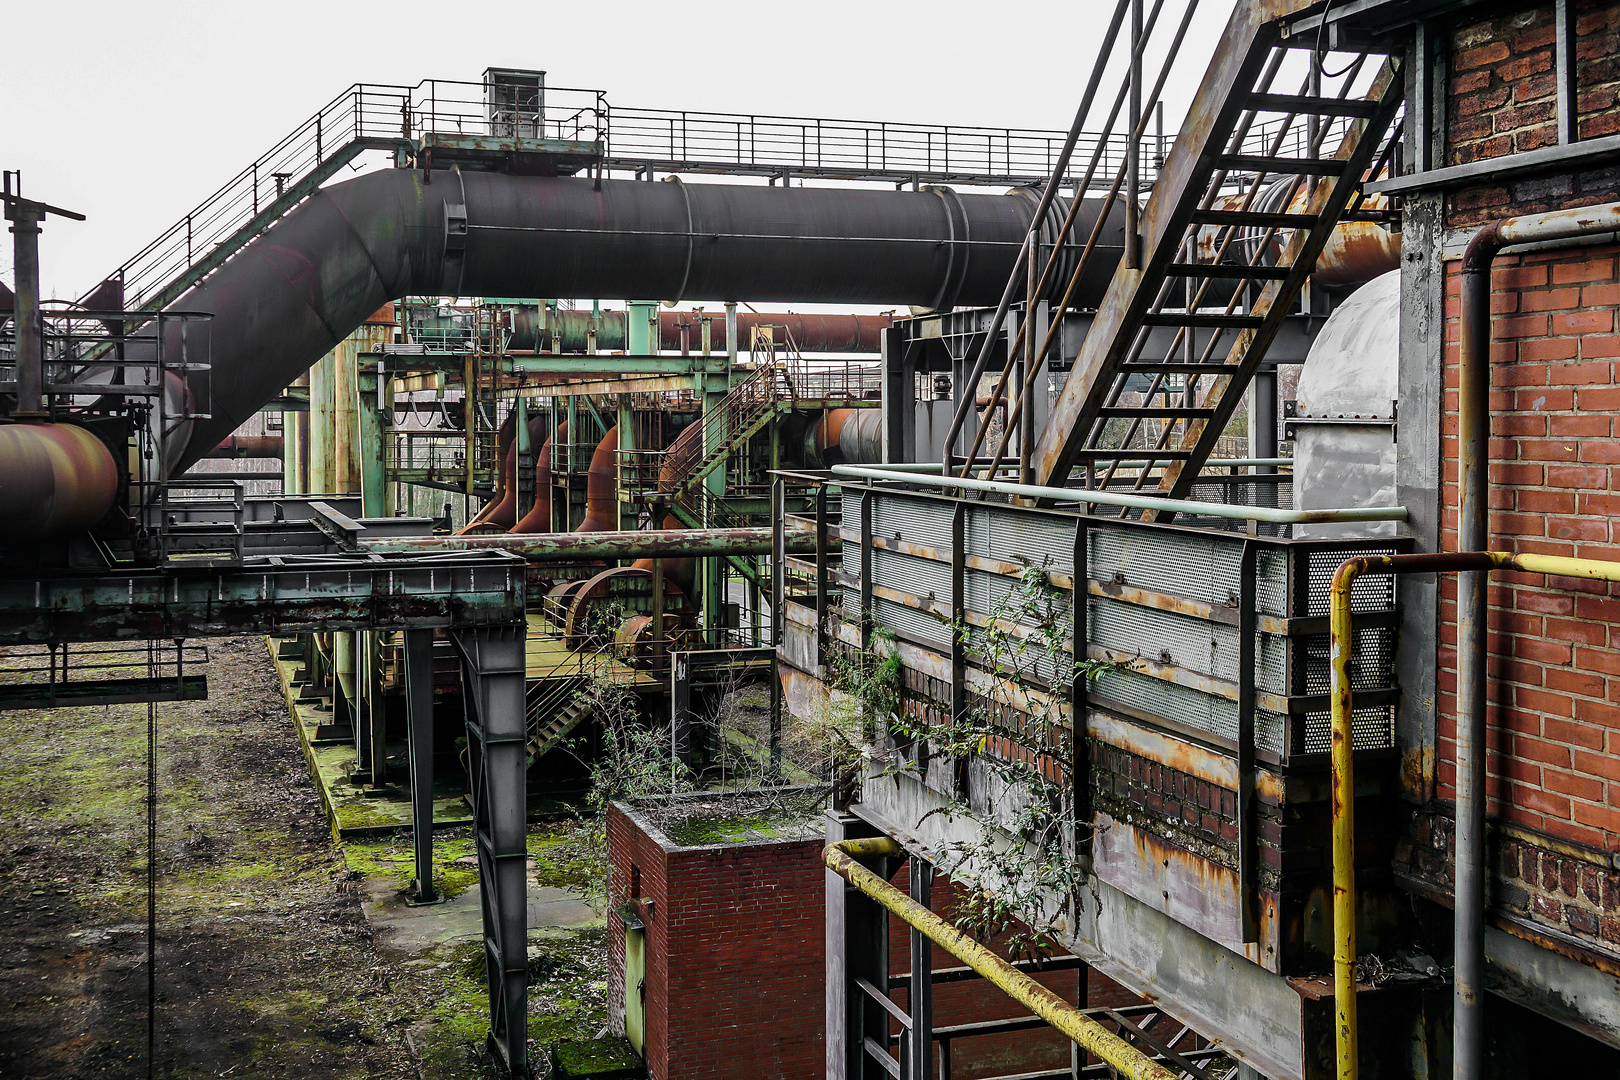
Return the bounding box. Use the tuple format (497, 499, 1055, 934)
(151, 170, 1126, 477)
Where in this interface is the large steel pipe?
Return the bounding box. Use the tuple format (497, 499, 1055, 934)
(507, 308, 894, 354)
(364, 524, 827, 560)
(0, 423, 119, 541)
(151, 170, 1123, 475)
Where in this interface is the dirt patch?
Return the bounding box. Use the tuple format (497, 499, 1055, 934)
(0, 636, 605, 1079)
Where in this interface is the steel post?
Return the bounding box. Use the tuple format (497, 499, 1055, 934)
(334, 336, 360, 495)
(308, 352, 335, 494)
(906, 855, 934, 1080)
(616, 393, 634, 531)
(404, 629, 437, 903)
(358, 363, 386, 517)
(6, 202, 45, 417)
(451, 624, 530, 1079)
(365, 631, 387, 788)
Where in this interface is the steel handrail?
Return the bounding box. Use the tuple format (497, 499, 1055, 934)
(825, 836, 1178, 1080)
(830, 464, 1401, 526)
(875, 458, 1290, 473)
(1328, 550, 1620, 1080)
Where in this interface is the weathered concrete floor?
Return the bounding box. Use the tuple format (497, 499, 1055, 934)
(0, 636, 609, 1080)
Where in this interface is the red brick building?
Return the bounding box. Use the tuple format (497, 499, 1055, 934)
(1387, 0, 1620, 989)
(606, 797, 1141, 1080)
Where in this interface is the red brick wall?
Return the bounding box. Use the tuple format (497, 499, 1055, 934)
(1431, 2, 1620, 945)
(607, 804, 673, 1079)
(608, 804, 1142, 1079)
(1438, 247, 1620, 855)
(606, 804, 826, 1080)
(1447, 2, 1620, 226)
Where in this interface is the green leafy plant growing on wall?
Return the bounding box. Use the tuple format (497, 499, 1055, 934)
(840, 561, 1125, 960)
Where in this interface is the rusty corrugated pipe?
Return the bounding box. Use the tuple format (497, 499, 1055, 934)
(0, 422, 119, 543)
(576, 424, 619, 534)
(1454, 200, 1620, 1080)
(509, 421, 566, 534)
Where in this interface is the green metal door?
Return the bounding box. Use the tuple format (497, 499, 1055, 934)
(624, 926, 645, 1055)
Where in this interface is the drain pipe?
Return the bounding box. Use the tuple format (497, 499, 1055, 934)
(825, 836, 1178, 1080)
(1330, 551, 1620, 1080)
(1456, 201, 1620, 1080)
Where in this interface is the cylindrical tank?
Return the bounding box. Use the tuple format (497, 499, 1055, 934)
(0, 423, 120, 543)
(1290, 269, 1399, 540)
(806, 408, 884, 467)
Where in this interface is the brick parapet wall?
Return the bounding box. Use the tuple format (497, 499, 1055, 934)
(1394, 808, 1620, 955)
(607, 801, 1146, 1080)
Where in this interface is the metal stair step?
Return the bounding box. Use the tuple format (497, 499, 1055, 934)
(1216, 154, 1344, 176)
(1246, 92, 1379, 118)
(1071, 448, 1195, 459)
(1114, 362, 1245, 374)
(1163, 262, 1292, 280)
(1095, 407, 1216, 419)
(1187, 208, 1317, 229)
(1139, 312, 1265, 329)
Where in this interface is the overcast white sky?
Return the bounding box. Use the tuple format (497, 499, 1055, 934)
(2, 0, 1237, 304)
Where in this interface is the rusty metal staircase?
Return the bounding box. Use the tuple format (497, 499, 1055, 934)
(657, 360, 790, 522)
(525, 673, 594, 765)
(1030, 8, 1405, 509)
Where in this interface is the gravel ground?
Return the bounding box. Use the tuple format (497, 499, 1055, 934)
(0, 636, 565, 1080)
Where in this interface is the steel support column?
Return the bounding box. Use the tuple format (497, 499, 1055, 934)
(906, 855, 934, 1080)
(825, 811, 890, 1080)
(405, 629, 438, 904)
(451, 624, 530, 1079)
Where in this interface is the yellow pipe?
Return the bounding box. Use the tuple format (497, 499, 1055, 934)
(824, 837, 1179, 1080)
(1329, 550, 1620, 1080)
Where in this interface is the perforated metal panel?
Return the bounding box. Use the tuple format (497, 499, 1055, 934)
(840, 483, 1405, 764)
(871, 547, 951, 604)
(871, 495, 954, 550)
(1093, 668, 1242, 746)
(1302, 703, 1394, 754)
(872, 596, 952, 650)
(1303, 546, 1397, 616)
(1087, 526, 1248, 609)
(965, 505, 1076, 574)
(1297, 627, 1394, 695)
(1089, 597, 1232, 681)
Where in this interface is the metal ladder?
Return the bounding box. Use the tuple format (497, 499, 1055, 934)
(658, 360, 789, 511)
(1031, 13, 1405, 508)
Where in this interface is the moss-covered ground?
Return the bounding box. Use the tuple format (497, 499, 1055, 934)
(0, 637, 621, 1080)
